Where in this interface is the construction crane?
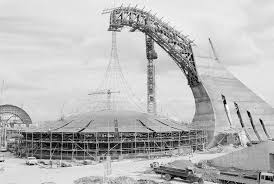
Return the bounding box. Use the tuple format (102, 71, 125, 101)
(88, 89, 120, 110)
(146, 35, 158, 115)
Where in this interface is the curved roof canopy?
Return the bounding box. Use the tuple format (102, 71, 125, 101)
(30, 110, 188, 133)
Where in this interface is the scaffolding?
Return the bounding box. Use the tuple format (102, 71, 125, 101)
(17, 129, 207, 160)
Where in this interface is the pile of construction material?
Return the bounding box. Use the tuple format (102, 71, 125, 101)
(74, 176, 171, 184)
(37, 159, 97, 168)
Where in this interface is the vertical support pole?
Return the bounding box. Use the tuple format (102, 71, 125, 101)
(61, 132, 63, 161)
(75, 134, 78, 159)
(189, 130, 191, 147)
(26, 132, 28, 157)
(134, 131, 137, 157)
(160, 132, 163, 154)
(72, 132, 74, 160)
(50, 131, 52, 161)
(40, 132, 42, 159)
(88, 134, 90, 160)
(83, 133, 86, 160)
(147, 132, 150, 158)
(87, 134, 89, 160)
(178, 131, 181, 148)
(134, 122, 136, 157)
(171, 131, 173, 151)
(95, 132, 98, 160)
(120, 132, 122, 156)
(16, 130, 21, 156)
(153, 139, 155, 153)
(195, 130, 198, 151)
(31, 132, 34, 156)
(108, 121, 110, 157)
(146, 34, 157, 115)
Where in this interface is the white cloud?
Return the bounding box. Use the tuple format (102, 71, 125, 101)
(0, 0, 273, 122)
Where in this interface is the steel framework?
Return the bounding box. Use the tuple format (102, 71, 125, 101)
(108, 6, 199, 87)
(17, 129, 207, 160)
(0, 104, 32, 126)
(0, 104, 32, 151)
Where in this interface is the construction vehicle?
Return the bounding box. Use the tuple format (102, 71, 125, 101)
(153, 165, 204, 183)
(217, 170, 274, 184)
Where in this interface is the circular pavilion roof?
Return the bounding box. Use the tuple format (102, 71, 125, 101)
(30, 110, 188, 133)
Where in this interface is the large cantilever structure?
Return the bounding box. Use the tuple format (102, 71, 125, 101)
(107, 6, 274, 145)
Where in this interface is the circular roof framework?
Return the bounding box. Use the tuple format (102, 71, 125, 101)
(20, 110, 207, 160)
(0, 104, 32, 127)
(34, 110, 188, 133)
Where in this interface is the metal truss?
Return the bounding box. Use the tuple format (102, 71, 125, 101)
(18, 129, 207, 160)
(107, 6, 200, 86)
(0, 104, 32, 126)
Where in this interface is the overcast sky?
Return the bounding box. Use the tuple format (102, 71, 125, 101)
(0, 0, 273, 122)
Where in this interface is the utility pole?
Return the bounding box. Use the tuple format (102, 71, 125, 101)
(146, 35, 157, 115)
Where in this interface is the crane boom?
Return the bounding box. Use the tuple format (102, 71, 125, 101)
(88, 89, 120, 110)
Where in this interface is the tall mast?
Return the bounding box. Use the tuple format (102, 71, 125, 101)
(208, 37, 219, 62)
(146, 35, 158, 115)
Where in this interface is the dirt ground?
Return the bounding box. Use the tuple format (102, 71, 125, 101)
(0, 152, 226, 184)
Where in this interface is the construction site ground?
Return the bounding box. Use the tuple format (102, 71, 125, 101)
(0, 151, 227, 184)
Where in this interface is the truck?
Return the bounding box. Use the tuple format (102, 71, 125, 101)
(217, 170, 274, 184)
(153, 165, 204, 183)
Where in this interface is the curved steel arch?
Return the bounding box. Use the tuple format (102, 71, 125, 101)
(108, 6, 199, 87)
(107, 6, 215, 143)
(107, 6, 274, 146)
(0, 104, 32, 127)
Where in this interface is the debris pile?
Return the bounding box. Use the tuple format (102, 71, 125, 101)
(74, 176, 104, 184)
(166, 159, 194, 169)
(74, 176, 171, 184)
